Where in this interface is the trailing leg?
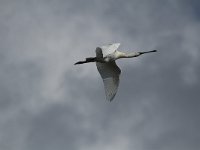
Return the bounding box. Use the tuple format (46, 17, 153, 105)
(74, 57, 97, 65)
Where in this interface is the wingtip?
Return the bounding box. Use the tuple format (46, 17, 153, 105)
(106, 93, 116, 102)
(107, 43, 120, 46)
(115, 43, 120, 46)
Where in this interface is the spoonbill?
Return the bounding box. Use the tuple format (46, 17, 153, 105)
(75, 43, 157, 101)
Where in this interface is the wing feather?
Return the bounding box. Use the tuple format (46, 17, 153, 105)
(100, 43, 120, 57)
(96, 61, 121, 101)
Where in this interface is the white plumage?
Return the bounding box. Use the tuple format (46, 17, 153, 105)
(75, 43, 157, 101)
(100, 43, 120, 57)
(96, 61, 121, 101)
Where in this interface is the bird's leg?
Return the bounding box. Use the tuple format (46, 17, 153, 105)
(74, 57, 97, 65)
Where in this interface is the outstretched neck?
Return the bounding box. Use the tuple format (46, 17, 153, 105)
(124, 52, 141, 58)
(117, 51, 140, 58)
(119, 50, 157, 58)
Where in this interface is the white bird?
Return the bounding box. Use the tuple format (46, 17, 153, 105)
(75, 43, 157, 101)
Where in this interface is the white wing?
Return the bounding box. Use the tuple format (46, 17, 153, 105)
(100, 43, 120, 57)
(96, 61, 121, 101)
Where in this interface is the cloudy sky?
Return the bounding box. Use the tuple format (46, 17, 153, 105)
(0, 0, 200, 150)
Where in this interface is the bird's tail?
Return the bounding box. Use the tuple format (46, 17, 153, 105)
(74, 57, 97, 65)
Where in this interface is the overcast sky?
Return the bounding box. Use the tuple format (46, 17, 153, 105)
(0, 0, 200, 150)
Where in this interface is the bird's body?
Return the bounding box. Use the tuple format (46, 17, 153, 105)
(75, 43, 157, 101)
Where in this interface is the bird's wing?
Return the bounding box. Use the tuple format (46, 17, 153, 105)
(96, 61, 121, 101)
(100, 43, 120, 57)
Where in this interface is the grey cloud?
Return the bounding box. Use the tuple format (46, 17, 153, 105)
(0, 0, 200, 150)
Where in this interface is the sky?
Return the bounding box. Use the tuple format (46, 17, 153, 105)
(0, 0, 200, 150)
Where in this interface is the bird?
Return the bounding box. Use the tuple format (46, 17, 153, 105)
(75, 43, 157, 101)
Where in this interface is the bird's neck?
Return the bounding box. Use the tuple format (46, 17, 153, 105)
(116, 51, 140, 59)
(124, 52, 140, 58)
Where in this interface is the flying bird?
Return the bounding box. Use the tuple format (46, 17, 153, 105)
(75, 43, 157, 101)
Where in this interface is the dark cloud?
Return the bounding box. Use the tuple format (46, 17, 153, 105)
(0, 0, 199, 150)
